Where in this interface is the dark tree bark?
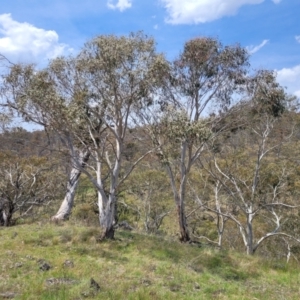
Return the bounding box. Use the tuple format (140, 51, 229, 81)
(177, 204, 190, 242)
(0, 197, 14, 226)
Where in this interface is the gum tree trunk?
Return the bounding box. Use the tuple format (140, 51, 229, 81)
(246, 211, 254, 255)
(177, 202, 190, 242)
(166, 147, 191, 243)
(96, 141, 121, 239)
(98, 192, 116, 239)
(51, 150, 90, 221)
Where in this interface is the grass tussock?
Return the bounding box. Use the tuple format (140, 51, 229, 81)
(0, 223, 300, 299)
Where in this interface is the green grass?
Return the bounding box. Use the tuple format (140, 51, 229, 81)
(0, 223, 300, 299)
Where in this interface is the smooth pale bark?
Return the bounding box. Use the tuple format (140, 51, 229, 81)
(214, 181, 225, 248)
(166, 143, 191, 242)
(51, 150, 90, 221)
(96, 139, 121, 239)
(98, 192, 116, 239)
(246, 210, 255, 255)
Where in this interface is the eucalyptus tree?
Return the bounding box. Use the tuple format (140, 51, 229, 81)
(1, 32, 166, 238)
(1, 61, 92, 221)
(73, 32, 166, 238)
(147, 37, 250, 242)
(200, 71, 300, 255)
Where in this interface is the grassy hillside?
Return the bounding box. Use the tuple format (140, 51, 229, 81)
(1, 223, 300, 300)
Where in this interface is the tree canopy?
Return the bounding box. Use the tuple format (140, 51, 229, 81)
(1, 32, 299, 256)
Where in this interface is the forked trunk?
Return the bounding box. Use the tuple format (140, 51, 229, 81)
(51, 150, 90, 221)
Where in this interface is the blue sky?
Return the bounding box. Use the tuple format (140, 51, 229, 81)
(0, 0, 299, 97)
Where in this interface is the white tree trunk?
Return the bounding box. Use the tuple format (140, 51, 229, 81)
(51, 150, 90, 221)
(98, 192, 115, 239)
(246, 208, 255, 255)
(95, 149, 119, 239)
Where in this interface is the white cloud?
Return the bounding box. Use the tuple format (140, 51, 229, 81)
(0, 14, 71, 63)
(295, 36, 300, 44)
(276, 65, 300, 97)
(246, 39, 269, 54)
(107, 0, 132, 12)
(160, 0, 271, 24)
(154, 24, 159, 30)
